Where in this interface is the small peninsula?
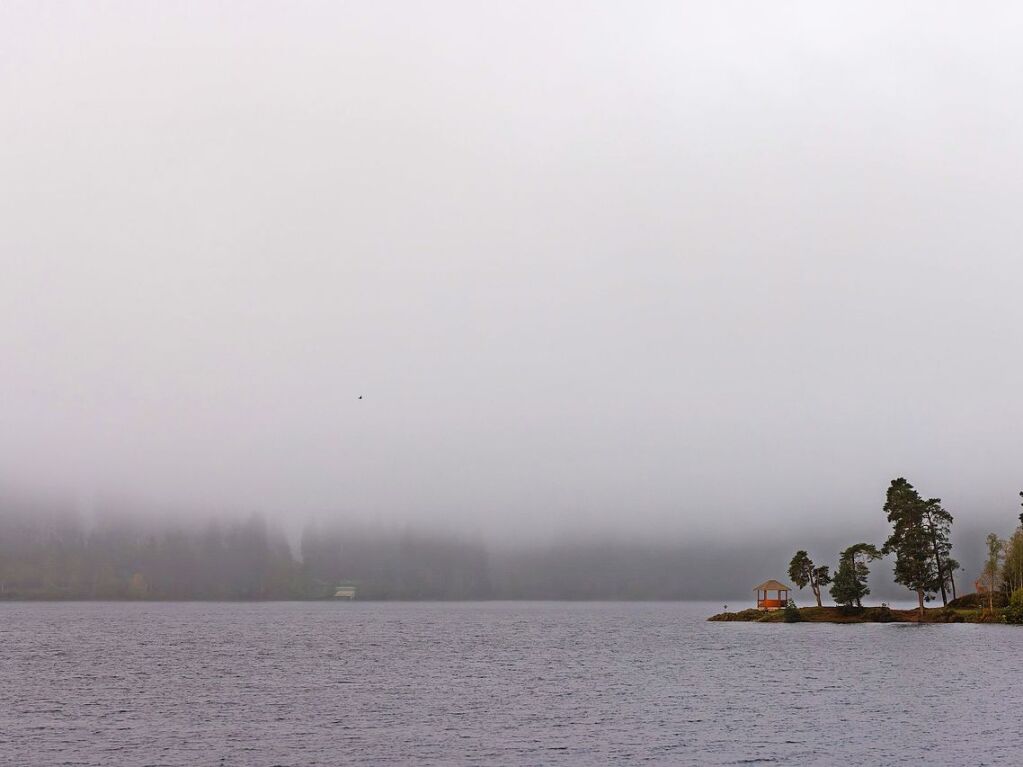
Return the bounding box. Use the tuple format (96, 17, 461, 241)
(709, 594, 1008, 624)
(710, 478, 1023, 625)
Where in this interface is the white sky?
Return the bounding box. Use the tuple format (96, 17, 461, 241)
(2, 1, 1022, 539)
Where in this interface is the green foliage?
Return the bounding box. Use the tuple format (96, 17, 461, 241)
(948, 592, 1006, 610)
(829, 543, 881, 608)
(882, 478, 939, 611)
(920, 498, 955, 605)
(815, 566, 831, 586)
(788, 551, 811, 589)
(829, 561, 859, 607)
(932, 607, 965, 623)
(1004, 588, 1023, 625)
(981, 533, 1004, 612)
(1002, 528, 1023, 594)
(783, 599, 802, 623)
(709, 609, 764, 622)
(867, 602, 893, 623)
(788, 551, 831, 607)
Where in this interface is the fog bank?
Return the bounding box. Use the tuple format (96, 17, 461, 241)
(3, 2, 1023, 542)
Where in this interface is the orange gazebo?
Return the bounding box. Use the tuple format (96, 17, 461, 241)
(754, 579, 792, 610)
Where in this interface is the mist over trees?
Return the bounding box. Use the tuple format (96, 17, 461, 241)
(0, 506, 304, 599)
(0, 503, 498, 600)
(0, 484, 1018, 602)
(0, 502, 746, 601)
(299, 524, 491, 600)
(0, 497, 805, 601)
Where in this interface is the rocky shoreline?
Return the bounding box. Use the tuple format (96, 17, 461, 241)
(709, 602, 1010, 624)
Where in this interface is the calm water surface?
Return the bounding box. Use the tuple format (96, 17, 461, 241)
(2, 601, 1020, 766)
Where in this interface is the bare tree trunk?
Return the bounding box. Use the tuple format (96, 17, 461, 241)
(949, 570, 957, 601)
(930, 535, 948, 606)
(923, 510, 949, 606)
(917, 590, 925, 622)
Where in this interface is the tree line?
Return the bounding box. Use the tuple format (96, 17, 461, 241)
(976, 493, 1023, 612)
(0, 507, 743, 600)
(5, 481, 1023, 604)
(0, 511, 306, 600)
(0, 508, 495, 600)
(788, 477, 1023, 621)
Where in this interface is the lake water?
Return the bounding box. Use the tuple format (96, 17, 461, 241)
(2, 601, 1020, 766)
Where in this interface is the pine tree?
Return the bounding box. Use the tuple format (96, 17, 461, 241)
(829, 543, 881, 608)
(921, 498, 955, 606)
(788, 551, 831, 607)
(945, 557, 961, 601)
(882, 478, 939, 620)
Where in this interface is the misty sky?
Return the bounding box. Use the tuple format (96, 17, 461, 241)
(2, 1, 1022, 541)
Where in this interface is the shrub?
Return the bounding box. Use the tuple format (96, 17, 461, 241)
(709, 608, 763, 621)
(1004, 588, 1023, 625)
(948, 592, 1007, 610)
(932, 607, 964, 623)
(783, 599, 802, 623)
(867, 602, 893, 623)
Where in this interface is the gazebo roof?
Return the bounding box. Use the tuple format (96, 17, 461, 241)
(753, 579, 792, 592)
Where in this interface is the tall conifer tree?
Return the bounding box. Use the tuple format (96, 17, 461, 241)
(882, 478, 938, 620)
(921, 498, 955, 606)
(829, 543, 881, 608)
(788, 551, 831, 607)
